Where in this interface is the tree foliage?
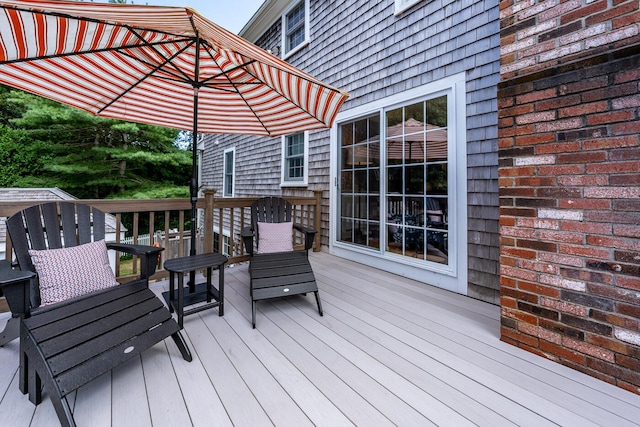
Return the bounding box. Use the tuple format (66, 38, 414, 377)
(0, 87, 191, 199)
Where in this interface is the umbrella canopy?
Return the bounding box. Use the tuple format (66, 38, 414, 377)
(0, 0, 349, 254)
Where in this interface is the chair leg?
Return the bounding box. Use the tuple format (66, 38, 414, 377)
(315, 291, 324, 316)
(0, 316, 20, 346)
(171, 331, 193, 362)
(252, 300, 257, 329)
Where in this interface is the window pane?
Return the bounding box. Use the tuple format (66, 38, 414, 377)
(385, 95, 449, 264)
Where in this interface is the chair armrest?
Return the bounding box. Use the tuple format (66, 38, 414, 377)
(241, 227, 255, 255)
(106, 243, 164, 281)
(0, 260, 34, 317)
(293, 224, 317, 251)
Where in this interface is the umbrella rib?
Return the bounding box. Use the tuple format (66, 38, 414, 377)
(0, 38, 192, 66)
(96, 42, 192, 114)
(198, 44, 271, 134)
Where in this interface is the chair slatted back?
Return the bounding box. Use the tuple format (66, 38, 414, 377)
(6, 202, 107, 308)
(250, 197, 293, 253)
(251, 197, 292, 226)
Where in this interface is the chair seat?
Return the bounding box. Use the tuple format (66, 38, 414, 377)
(22, 281, 179, 398)
(249, 251, 322, 328)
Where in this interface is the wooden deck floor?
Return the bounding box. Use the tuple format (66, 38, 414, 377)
(1, 251, 639, 426)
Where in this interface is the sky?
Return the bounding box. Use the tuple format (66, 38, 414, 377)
(143, 0, 265, 34)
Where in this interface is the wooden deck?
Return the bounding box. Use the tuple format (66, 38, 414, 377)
(0, 251, 639, 426)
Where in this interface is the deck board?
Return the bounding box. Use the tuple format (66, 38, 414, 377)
(0, 251, 639, 426)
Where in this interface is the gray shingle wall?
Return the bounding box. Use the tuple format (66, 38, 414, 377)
(202, 0, 500, 303)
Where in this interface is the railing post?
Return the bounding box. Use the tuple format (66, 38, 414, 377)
(203, 189, 216, 254)
(313, 189, 322, 252)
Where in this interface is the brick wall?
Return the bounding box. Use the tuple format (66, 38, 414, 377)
(498, 0, 640, 394)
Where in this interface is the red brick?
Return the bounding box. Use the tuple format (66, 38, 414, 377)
(588, 283, 640, 305)
(517, 218, 559, 229)
(617, 276, 640, 291)
(518, 281, 561, 298)
(611, 174, 640, 186)
(540, 340, 585, 364)
(611, 148, 640, 161)
(614, 66, 640, 84)
(612, 120, 640, 135)
(499, 103, 535, 118)
(535, 141, 581, 154)
(501, 326, 540, 348)
(539, 230, 583, 244)
(563, 337, 615, 362)
(561, 221, 611, 234)
(587, 235, 640, 251)
(588, 358, 640, 387)
(587, 110, 635, 126)
(556, 175, 608, 186)
(541, 297, 588, 316)
(520, 259, 559, 274)
(587, 334, 633, 355)
(501, 265, 539, 282)
(560, 0, 608, 25)
(498, 137, 515, 148)
(559, 244, 610, 259)
(516, 88, 558, 104)
(501, 296, 518, 309)
(617, 302, 640, 319)
(590, 310, 638, 329)
(559, 199, 610, 210)
(515, 176, 557, 186)
(500, 276, 518, 288)
(536, 94, 581, 112)
(583, 135, 638, 150)
(617, 381, 640, 395)
(586, 1, 639, 26)
(501, 246, 537, 259)
(502, 286, 539, 304)
(587, 161, 640, 174)
(499, 166, 536, 177)
(500, 255, 517, 267)
(558, 101, 608, 119)
(614, 224, 640, 238)
(557, 151, 607, 164)
(536, 118, 583, 132)
(502, 306, 540, 324)
(613, 10, 640, 29)
(539, 252, 584, 267)
(537, 164, 584, 176)
(501, 124, 535, 138)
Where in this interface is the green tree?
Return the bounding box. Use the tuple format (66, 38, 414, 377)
(0, 87, 191, 199)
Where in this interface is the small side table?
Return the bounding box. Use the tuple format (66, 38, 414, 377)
(163, 253, 228, 329)
(0, 261, 35, 345)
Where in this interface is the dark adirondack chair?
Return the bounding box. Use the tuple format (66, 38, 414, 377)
(0, 202, 192, 427)
(241, 197, 323, 328)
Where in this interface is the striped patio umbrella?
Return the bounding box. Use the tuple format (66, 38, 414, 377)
(0, 0, 349, 254)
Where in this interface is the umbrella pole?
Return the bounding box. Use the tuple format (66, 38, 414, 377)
(190, 35, 201, 257)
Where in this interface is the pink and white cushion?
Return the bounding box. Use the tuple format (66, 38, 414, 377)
(257, 221, 294, 254)
(28, 239, 119, 306)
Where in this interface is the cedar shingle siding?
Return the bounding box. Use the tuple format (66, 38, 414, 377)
(201, 0, 501, 303)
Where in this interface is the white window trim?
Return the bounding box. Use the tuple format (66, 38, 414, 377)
(394, 0, 422, 15)
(280, 132, 309, 187)
(281, 0, 310, 60)
(222, 147, 235, 198)
(329, 73, 468, 295)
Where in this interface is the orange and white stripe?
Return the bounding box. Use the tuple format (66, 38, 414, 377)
(0, 0, 349, 136)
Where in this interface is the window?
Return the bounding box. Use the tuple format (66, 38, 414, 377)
(281, 132, 308, 186)
(332, 74, 467, 294)
(213, 232, 231, 256)
(394, 0, 422, 15)
(338, 96, 449, 266)
(282, 0, 309, 58)
(223, 148, 235, 197)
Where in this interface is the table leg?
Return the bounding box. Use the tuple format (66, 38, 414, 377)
(206, 267, 212, 303)
(188, 270, 195, 294)
(168, 272, 175, 313)
(218, 264, 224, 316)
(177, 272, 184, 329)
